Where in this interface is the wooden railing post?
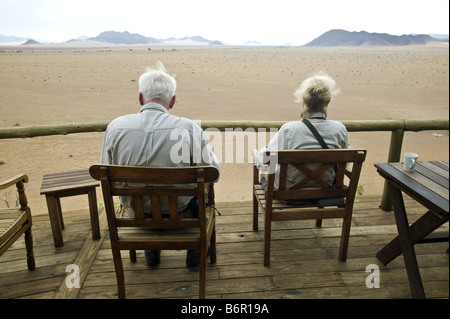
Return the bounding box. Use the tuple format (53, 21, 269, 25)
(380, 128, 405, 211)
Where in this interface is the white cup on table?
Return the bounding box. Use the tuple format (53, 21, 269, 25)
(403, 152, 419, 172)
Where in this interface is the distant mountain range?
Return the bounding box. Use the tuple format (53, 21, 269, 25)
(0, 31, 224, 46)
(1, 29, 448, 46)
(304, 29, 448, 46)
(83, 31, 224, 45)
(86, 31, 160, 44)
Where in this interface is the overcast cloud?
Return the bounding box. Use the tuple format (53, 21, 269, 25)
(0, 0, 448, 45)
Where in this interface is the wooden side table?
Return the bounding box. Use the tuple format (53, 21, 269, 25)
(375, 161, 449, 298)
(40, 169, 100, 247)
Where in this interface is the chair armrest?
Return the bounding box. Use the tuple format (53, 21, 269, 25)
(0, 174, 29, 191)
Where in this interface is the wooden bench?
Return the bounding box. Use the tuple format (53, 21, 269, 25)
(40, 169, 100, 247)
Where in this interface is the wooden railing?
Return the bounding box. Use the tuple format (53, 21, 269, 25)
(1, 119, 448, 211)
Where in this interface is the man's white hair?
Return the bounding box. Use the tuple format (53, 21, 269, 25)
(139, 61, 177, 104)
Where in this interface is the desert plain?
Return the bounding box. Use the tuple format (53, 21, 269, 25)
(0, 43, 448, 215)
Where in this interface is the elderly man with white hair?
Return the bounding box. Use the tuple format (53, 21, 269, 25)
(101, 61, 220, 267)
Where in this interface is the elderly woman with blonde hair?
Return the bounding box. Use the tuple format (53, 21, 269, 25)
(255, 73, 349, 203)
(295, 72, 341, 118)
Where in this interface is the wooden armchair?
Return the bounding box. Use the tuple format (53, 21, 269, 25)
(89, 164, 219, 299)
(253, 149, 367, 266)
(0, 174, 35, 270)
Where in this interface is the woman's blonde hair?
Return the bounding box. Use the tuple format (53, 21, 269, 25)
(294, 72, 340, 117)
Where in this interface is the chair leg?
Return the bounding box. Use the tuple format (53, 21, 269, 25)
(112, 248, 126, 299)
(87, 188, 100, 240)
(339, 213, 352, 261)
(263, 209, 272, 266)
(315, 219, 322, 227)
(199, 246, 207, 299)
(24, 228, 35, 270)
(129, 250, 136, 262)
(210, 227, 217, 264)
(253, 191, 259, 231)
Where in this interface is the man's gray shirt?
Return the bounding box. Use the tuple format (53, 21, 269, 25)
(101, 103, 220, 214)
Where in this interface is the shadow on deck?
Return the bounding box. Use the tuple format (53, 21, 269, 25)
(0, 196, 448, 299)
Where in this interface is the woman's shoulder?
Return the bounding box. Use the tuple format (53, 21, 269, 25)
(326, 119, 347, 130)
(281, 120, 302, 130)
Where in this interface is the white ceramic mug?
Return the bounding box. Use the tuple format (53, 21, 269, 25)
(403, 152, 419, 172)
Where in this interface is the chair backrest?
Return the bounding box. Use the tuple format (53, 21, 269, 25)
(89, 165, 219, 237)
(264, 149, 366, 203)
(0, 174, 29, 211)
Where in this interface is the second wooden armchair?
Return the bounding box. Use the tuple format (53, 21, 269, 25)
(253, 149, 367, 266)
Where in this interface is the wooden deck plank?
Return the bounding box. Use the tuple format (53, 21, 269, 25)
(0, 196, 448, 299)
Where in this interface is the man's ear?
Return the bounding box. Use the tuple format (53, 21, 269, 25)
(139, 93, 145, 106)
(169, 95, 176, 109)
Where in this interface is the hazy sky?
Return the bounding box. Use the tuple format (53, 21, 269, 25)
(0, 0, 449, 45)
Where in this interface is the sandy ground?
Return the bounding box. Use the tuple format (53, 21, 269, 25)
(0, 44, 448, 215)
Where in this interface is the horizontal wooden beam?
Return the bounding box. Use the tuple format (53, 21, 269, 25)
(0, 119, 448, 139)
(0, 122, 109, 139)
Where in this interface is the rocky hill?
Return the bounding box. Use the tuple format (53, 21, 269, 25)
(87, 31, 221, 45)
(22, 39, 41, 45)
(304, 29, 446, 46)
(88, 31, 160, 44)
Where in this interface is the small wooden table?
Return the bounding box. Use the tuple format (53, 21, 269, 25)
(375, 161, 449, 298)
(40, 169, 100, 247)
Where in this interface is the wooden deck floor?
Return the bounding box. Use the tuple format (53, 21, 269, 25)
(0, 196, 448, 300)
